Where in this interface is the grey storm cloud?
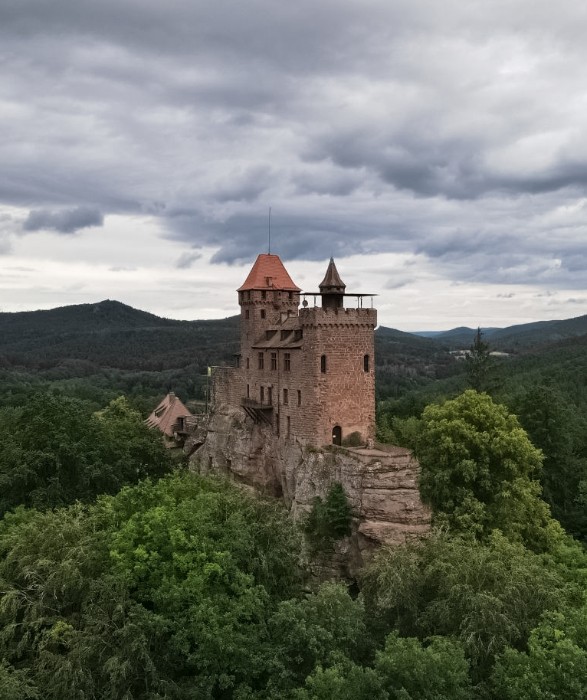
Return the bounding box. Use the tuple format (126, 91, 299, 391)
(23, 207, 104, 234)
(175, 251, 203, 269)
(1, 0, 587, 291)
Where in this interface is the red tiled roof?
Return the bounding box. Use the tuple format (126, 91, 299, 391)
(145, 392, 192, 437)
(238, 254, 301, 292)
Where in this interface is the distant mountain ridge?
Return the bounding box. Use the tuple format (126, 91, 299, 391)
(416, 314, 587, 350)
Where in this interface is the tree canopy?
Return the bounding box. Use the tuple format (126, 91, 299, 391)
(414, 390, 563, 550)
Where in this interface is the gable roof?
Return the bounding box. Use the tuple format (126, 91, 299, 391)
(238, 254, 301, 292)
(145, 392, 192, 437)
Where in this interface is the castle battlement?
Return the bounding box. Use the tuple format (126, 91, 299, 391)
(299, 306, 376, 328)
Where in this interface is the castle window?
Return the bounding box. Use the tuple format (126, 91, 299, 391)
(288, 292, 293, 300)
(284, 353, 291, 371)
(239, 292, 243, 303)
(287, 415, 291, 437)
(268, 387, 273, 405)
(364, 354, 370, 372)
(297, 390, 301, 406)
(261, 290, 266, 300)
(283, 388, 288, 405)
(246, 357, 250, 369)
(258, 352, 264, 370)
(260, 309, 266, 319)
(245, 310, 249, 319)
(320, 354, 327, 373)
(281, 330, 289, 340)
(271, 352, 277, 370)
(247, 384, 250, 398)
(260, 386, 265, 403)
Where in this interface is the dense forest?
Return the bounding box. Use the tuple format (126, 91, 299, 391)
(1, 302, 587, 698)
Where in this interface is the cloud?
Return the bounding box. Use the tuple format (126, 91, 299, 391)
(175, 251, 202, 269)
(23, 207, 104, 234)
(1, 0, 587, 323)
(0, 237, 11, 255)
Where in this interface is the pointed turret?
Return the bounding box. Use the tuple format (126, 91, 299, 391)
(319, 258, 345, 309)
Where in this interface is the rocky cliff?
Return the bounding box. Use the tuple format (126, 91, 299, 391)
(191, 406, 430, 577)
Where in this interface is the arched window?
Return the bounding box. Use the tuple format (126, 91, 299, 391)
(332, 425, 342, 446)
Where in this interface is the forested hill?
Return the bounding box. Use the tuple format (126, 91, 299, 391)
(430, 313, 587, 350)
(0, 300, 240, 371)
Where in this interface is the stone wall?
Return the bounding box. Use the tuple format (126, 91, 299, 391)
(299, 306, 376, 445)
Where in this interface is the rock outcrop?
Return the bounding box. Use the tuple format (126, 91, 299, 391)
(191, 406, 431, 577)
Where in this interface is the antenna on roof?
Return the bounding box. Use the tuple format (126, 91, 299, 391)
(268, 207, 271, 254)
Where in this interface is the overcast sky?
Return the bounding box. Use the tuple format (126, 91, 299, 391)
(1, 0, 586, 331)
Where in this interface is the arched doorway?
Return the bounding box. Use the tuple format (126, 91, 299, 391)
(332, 425, 342, 446)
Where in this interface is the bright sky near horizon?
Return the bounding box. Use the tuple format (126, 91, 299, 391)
(1, 1, 586, 331)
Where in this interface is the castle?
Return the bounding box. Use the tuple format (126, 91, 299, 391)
(213, 253, 377, 446)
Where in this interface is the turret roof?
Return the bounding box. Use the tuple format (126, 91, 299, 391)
(238, 253, 301, 292)
(319, 258, 346, 291)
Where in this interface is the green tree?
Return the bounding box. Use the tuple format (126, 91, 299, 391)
(304, 482, 353, 550)
(374, 633, 472, 700)
(267, 583, 370, 691)
(0, 393, 173, 515)
(513, 385, 587, 539)
(0, 662, 39, 700)
(361, 532, 577, 679)
(296, 632, 472, 700)
(414, 390, 562, 550)
(0, 474, 305, 699)
(466, 327, 492, 392)
(491, 609, 587, 699)
(297, 657, 387, 700)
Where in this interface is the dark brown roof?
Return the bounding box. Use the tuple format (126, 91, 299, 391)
(238, 254, 301, 292)
(319, 258, 346, 292)
(145, 392, 192, 437)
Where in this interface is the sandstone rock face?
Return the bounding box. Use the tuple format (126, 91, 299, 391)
(191, 407, 431, 577)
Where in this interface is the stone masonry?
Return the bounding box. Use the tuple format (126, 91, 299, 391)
(214, 254, 376, 447)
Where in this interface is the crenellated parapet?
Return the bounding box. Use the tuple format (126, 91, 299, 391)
(299, 306, 377, 329)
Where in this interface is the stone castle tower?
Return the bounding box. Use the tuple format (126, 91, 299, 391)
(214, 253, 377, 446)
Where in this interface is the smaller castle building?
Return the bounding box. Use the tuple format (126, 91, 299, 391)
(214, 254, 377, 446)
